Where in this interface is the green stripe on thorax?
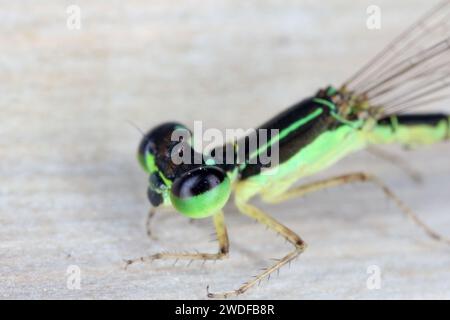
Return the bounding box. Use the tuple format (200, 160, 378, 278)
(238, 107, 324, 171)
(239, 98, 365, 173)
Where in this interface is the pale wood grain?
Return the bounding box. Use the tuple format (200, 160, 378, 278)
(1, 0, 449, 299)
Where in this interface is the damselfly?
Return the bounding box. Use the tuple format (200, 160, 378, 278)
(126, 1, 450, 298)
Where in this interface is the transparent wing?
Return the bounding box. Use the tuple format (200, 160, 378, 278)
(343, 0, 450, 116)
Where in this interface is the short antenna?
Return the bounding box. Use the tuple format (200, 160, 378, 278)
(126, 120, 145, 136)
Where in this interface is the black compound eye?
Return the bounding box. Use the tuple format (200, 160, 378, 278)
(171, 167, 226, 198)
(170, 166, 232, 219)
(147, 187, 163, 207)
(137, 122, 192, 172)
(138, 134, 155, 160)
(138, 122, 191, 155)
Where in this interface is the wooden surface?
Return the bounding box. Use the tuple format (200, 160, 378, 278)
(1, 0, 450, 299)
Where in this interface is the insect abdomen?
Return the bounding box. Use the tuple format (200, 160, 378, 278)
(370, 114, 450, 146)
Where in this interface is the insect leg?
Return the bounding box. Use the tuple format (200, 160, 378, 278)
(264, 172, 450, 244)
(206, 201, 307, 299)
(366, 146, 423, 183)
(145, 208, 158, 240)
(124, 211, 229, 268)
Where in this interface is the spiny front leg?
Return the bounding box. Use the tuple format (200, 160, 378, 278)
(207, 202, 307, 299)
(124, 211, 229, 269)
(265, 172, 450, 244)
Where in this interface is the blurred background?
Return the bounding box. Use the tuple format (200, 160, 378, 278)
(1, 0, 449, 299)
